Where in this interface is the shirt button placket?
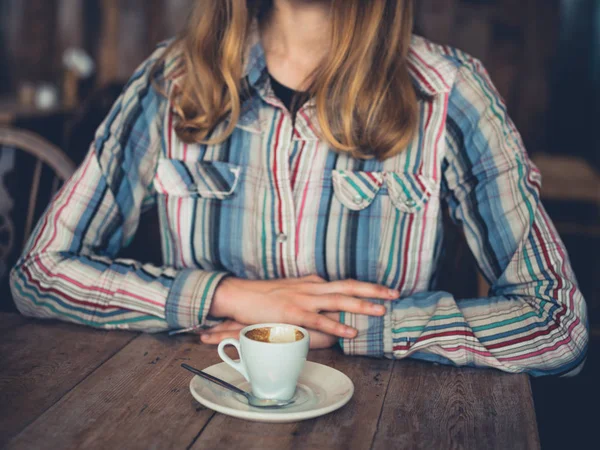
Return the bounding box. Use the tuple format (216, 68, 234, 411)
(275, 110, 299, 278)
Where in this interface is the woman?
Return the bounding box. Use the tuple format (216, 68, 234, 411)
(11, 0, 588, 376)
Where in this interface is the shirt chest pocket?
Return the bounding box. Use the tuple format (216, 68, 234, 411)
(332, 170, 437, 213)
(154, 159, 242, 199)
(153, 158, 248, 270)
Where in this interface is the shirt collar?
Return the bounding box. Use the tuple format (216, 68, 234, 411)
(406, 35, 458, 97)
(240, 23, 321, 140)
(243, 21, 268, 88)
(239, 30, 458, 138)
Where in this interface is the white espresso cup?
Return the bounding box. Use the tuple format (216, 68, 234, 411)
(217, 323, 309, 401)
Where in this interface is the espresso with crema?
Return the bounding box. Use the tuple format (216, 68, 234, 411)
(245, 326, 304, 343)
(219, 323, 309, 400)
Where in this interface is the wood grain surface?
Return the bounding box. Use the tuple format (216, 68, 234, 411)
(6, 333, 219, 450)
(0, 314, 540, 450)
(371, 361, 540, 450)
(0, 319, 136, 446)
(190, 352, 394, 450)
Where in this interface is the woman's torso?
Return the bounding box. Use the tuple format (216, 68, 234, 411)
(153, 36, 457, 296)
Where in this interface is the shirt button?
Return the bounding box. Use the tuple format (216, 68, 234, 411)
(277, 233, 288, 243)
(405, 199, 417, 207)
(353, 195, 364, 205)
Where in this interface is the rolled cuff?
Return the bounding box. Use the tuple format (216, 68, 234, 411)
(338, 311, 386, 357)
(165, 269, 230, 329)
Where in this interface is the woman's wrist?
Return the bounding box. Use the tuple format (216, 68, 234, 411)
(209, 276, 242, 319)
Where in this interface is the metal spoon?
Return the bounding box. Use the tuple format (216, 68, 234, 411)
(181, 363, 295, 408)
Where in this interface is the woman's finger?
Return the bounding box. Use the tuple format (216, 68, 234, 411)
(308, 329, 339, 349)
(320, 279, 399, 300)
(200, 330, 240, 344)
(316, 294, 386, 316)
(297, 310, 357, 338)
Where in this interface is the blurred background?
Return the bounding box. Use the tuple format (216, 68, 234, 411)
(0, 1, 598, 448)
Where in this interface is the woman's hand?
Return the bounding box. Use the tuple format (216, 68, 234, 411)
(209, 275, 397, 339)
(200, 313, 341, 349)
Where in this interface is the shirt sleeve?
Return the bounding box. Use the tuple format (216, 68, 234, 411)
(10, 46, 229, 332)
(339, 56, 589, 376)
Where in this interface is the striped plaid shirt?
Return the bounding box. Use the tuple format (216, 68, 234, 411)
(10, 35, 588, 376)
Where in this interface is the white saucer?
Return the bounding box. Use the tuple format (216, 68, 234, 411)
(189, 361, 354, 423)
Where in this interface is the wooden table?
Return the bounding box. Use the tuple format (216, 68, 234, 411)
(0, 314, 540, 449)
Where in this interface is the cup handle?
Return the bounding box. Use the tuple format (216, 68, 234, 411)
(217, 338, 250, 382)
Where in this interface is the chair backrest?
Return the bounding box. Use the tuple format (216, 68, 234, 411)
(0, 127, 76, 311)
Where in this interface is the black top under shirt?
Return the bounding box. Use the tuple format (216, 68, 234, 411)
(268, 73, 310, 121)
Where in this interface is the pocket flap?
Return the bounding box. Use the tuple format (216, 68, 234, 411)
(155, 160, 241, 199)
(332, 170, 385, 211)
(386, 172, 437, 212)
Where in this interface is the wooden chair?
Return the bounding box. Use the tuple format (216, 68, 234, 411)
(0, 127, 76, 311)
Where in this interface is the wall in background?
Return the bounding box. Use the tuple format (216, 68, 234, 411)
(549, 0, 598, 168)
(1, 0, 194, 89)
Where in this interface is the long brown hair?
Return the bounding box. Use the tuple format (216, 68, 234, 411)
(161, 0, 417, 160)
